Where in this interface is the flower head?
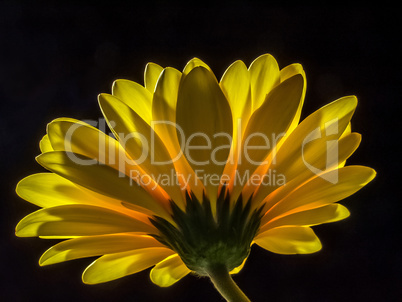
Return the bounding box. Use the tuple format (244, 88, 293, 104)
(16, 54, 375, 300)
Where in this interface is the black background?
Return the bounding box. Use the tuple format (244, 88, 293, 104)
(1, 2, 400, 302)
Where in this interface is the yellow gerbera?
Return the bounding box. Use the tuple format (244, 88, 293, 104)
(15, 54, 375, 301)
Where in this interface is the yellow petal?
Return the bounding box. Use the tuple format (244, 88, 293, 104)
(282, 128, 360, 182)
(47, 118, 124, 168)
(273, 96, 357, 175)
(254, 226, 322, 254)
(339, 122, 353, 167)
(279, 63, 306, 134)
(82, 247, 174, 284)
(112, 79, 152, 124)
(241, 74, 303, 167)
(280, 63, 304, 82)
(16, 172, 154, 225)
(15, 205, 155, 237)
(340, 122, 352, 139)
(152, 67, 182, 126)
(99, 93, 184, 208)
(220, 60, 252, 129)
(219, 60, 252, 189)
(40, 234, 164, 266)
(248, 54, 280, 110)
(281, 131, 361, 187)
(253, 96, 358, 201)
(16, 173, 81, 208)
(46, 118, 165, 202)
(150, 254, 191, 287)
(39, 134, 53, 153)
(144, 62, 164, 93)
(36, 151, 169, 218)
(229, 257, 247, 275)
(152, 67, 205, 200)
(182, 57, 213, 78)
(261, 166, 376, 225)
(260, 204, 350, 233)
(233, 74, 304, 200)
(152, 67, 183, 157)
(47, 118, 118, 165)
(176, 66, 233, 203)
(338, 132, 360, 168)
(252, 132, 362, 208)
(240, 66, 306, 201)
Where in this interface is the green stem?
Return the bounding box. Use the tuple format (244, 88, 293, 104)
(206, 264, 251, 302)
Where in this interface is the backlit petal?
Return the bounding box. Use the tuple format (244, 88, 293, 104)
(252, 132, 362, 208)
(261, 166, 376, 225)
(340, 122, 352, 139)
(46, 118, 167, 202)
(48, 118, 128, 169)
(82, 247, 174, 284)
(233, 74, 304, 200)
(220, 60, 252, 129)
(152, 67, 205, 199)
(40, 234, 164, 266)
(99, 93, 184, 208)
(152, 67, 183, 155)
(176, 66, 233, 203)
(219, 60, 252, 189)
(249, 54, 280, 110)
(280, 63, 305, 82)
(36, 151, 169, 218)
(16, 173, 92, 208)
(339, 122, 353, 166)
(182, 57, 213, 78)
(15, 205, 155, 237)
(15, 172, 153, 225)
(254, 226, 322, 254)
(279, 63, 306, 134)
(144, 62, 164, 93)
(152, 67, 182, 125)
(259, 204, 350, 233)
(273, 96, 357, 176)
(229, 257, 247, 275)
(39, 134, 53, 153)
(150, 254, 191, 287)
(253, 96, 358, 203)
(112, 79, 153, 125)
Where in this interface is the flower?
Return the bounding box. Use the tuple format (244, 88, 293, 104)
(16, 54, 375, 301)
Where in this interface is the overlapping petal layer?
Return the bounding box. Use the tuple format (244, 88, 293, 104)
(15, 205, 155, 237)
(40, 234, 164, 266)
(15, 54, 375, 289)
(82, 247, 175, 284)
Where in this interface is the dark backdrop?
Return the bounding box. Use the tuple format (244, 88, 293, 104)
(1, 2, 400, 301)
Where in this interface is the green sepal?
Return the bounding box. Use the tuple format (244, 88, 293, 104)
(149, 187, 263, 275)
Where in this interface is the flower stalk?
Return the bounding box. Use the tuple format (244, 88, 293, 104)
(206, 264, 251, 302)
